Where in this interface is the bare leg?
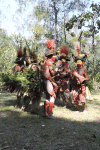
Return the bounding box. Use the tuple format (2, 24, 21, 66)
(81, 102, 86, 110)
(60, 92, 67, 107)
(68, 96, 72, 105)
(21, 95, 30, 110)
(55, 87, 60, 103)
(74, 101, 80, 111)
(81, 102, 87, 113)
(15, 95, 21, 108)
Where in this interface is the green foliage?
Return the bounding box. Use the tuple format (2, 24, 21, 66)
(0, 29, 16, 73)
(31, 23, 45, 40)
(23, 67, 42, 90)
(70, 32, 76, 37)
(97, 20, 100, 30)
(66, 15, 78, 31)
(35, 5, 49, 21)
(81, 12, 94, 20)
(83, 31, 92, 38)
(1, 72, 22, 92)
(87, 76, 94, 91)
(94, 72, 100, 82)
(1, 66, 42, 93)
(94, 35, 99, 39)
(90, 3, 100, 14)
(2, 72, 18, 85)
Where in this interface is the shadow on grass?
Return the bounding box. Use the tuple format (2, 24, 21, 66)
(2, 95, 84, 113)
(0, 109, 100, 150)
(54, 100, 85, 112)
(0, 91, 100, 150)
(0, 91, 93, 113)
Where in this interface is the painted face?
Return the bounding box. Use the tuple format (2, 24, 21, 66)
(51, 55, 56, 62)
(77, 60, 82, 67)
(62, 58, 66, 63)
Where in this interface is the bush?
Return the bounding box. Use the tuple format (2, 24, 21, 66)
(87, 76, 94, 91)
(94, 72, 100, 82)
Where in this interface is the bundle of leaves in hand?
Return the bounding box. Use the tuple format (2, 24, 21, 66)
(1, 72, 21, 92)
(23, 68, 42, 92)
(1, 72, 29, 92)
(1, 66, 42, 93)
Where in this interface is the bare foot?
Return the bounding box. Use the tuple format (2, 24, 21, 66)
(83, 110, 88, 113)
(47, 115, 56, 119)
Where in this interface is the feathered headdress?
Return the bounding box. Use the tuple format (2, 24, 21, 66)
(45, 39, 57, 57)
(74, 42, 81, 56)
(17, 46, 23, 57)
(29, 51, 37, 63)
(73, 42, 87, 62)
(59, 45, 70, 61)
(60, 45, 69, 56)
(45, 39, 56, 49)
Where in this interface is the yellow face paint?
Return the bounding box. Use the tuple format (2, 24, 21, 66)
(61, 53, 66, 57)
(77, 60, 82, 64)
(62, 59, 66, 62)
(53, 54, 57, 57)
(40, 62, 44, 65)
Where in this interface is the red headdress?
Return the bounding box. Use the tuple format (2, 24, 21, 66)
(45, 39, 56, 49)
(45, 39, 57, 57)
(60, 45, 69, 56)
(59, 45, 70, 61)
(17, 46, 23, 57)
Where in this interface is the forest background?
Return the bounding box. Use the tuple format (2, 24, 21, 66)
(0, 0, 100, 91)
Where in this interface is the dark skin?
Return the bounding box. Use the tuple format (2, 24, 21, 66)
(42, 58, 55, 81)
(41, 54, 58, 98)
(72, 44, 89, 112)
(72, 65, 89, 84)
(72, 64, 89, 111)
(55, 59, 72, 106)
(61, 61, 72, 105)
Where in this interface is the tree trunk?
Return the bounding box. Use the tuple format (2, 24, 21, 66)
(92, 19, 95, 82)
(64, 5, 66, 44)
(53, 1, 58, 47)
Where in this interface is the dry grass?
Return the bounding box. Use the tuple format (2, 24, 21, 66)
(0, 90, 100, 150)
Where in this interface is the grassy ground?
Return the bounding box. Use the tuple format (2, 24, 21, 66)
(0, 90, 100, 150)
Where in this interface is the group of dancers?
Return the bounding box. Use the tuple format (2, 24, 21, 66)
(12, 39, 89, 119)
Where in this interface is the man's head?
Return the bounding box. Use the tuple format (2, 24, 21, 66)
(77, 60, 83, 68)
(61, 58, 67, 65)
(59, 55, 70, 65)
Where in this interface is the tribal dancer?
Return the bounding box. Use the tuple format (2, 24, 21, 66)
(57, 45, 72, 107)
(72, 42, 89, 113)
(41, 39, 58, 119)
(29, 51, 42, 114)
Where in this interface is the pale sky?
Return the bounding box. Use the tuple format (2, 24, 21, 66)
(0, 0, 17, 35)
(0, 0, 37, 37)
(0, 0, 100, 37)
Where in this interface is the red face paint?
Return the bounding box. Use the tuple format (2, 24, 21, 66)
(77, 64, 82, 67)
(51, 56, 56, 62)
